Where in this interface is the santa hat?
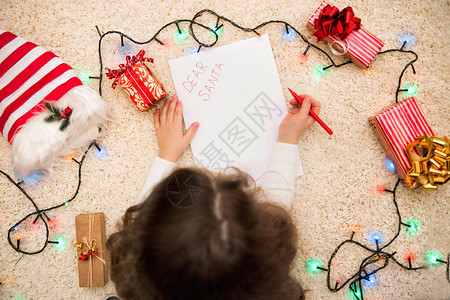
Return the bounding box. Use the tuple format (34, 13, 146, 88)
(0, 30, 107, 177)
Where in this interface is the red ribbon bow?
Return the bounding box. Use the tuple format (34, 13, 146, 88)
(105, 49, 154, 89)
(78, 248, 98, 261)
(313, 5, 361, 42)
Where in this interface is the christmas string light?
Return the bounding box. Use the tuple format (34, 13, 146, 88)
(76, 69, 93, 85)
(1, 142, 97, 255)
(92, 141, 108, 160)
(399, 82, 418, 96)
(13, 169, 45, 187)
(404, 217, 421, 237)
(86, 9, 445, 297)
(0, 11, 443, 299)
(397, 30, 418, 49)
(384, 157, 396, 174)
(90, 8, 418, 106)
(312, 179, 449, 300)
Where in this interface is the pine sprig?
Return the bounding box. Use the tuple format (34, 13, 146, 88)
(60, 117, 70, 131)
(44, 115, 58, 123)
(43, 102, 72, 131)
(44, 102, 59, 115)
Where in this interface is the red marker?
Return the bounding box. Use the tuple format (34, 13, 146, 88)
(288, 88, 333, 135)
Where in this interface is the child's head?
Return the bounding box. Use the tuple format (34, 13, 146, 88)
(107, 168, 303, 300)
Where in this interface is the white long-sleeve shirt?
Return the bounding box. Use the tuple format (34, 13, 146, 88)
(136, 142, 299, 210)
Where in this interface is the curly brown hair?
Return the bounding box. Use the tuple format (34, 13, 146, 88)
(106, 167, 304, 300)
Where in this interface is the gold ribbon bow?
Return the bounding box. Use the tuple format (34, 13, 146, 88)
(405, 136, 449, 191)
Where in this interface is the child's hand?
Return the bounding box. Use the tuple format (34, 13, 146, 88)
(154, 95, 199, 162)
(277, 94, 321, 144)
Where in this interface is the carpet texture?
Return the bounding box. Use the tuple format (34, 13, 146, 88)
(0, 0, 449, 299)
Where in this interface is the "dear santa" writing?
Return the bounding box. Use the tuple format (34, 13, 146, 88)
(181, 62, 224, 101)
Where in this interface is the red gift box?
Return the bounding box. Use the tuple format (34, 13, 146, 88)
(106, 50, 166, 111)
(369, 97, 435, 181)
(307, 1, 385, 68)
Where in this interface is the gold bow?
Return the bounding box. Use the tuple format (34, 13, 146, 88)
(405, 136, 449, 191)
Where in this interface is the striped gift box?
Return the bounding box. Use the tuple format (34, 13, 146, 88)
(307, 1, 385, 68)
(369, 97, 435, 180)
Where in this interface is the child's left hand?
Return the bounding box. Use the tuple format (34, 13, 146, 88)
(154, 95, 199, 163)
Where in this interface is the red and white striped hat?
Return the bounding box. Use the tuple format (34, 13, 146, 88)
(0, 30, 107, 177)
(0, 29, 83, 143)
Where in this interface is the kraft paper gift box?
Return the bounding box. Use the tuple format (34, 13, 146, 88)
(75, 212, 108, 287)
(307, 1, 385, 68)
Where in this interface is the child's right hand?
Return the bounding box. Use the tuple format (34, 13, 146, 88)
(277, 94, 321, 144)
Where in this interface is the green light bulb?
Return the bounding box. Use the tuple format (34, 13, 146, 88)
(174, 29, 189, 43)
(305, 258, 323, 275)
(405, 217, 421, 237)
(348, 284, 362, 300)
(313, 64, 328, 75)
(15, 294, 25, 300)
(426, 251, 442, 267)
(77, 69, 92, 85)
(212, 25, 224, 36)
(53, 235, 68, 252)
(404, 82, 417, 96)
(64, 201, 69, 206)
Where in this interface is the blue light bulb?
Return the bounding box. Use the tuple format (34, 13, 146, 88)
(384, 157, 396, 174)
(369, 230, 383, 247)
(362, 273, 378, 288)
(14, 169, 45, 187)
(93, 144, 108, 160)
(397, 31, 417, 49)
(118, 42, 137, 57)
(282, 29, 296, 42)
(185, 45, 199, 55)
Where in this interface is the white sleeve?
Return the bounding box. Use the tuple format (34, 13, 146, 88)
(256, 142, 298, 210)
(136, 156, 177, 204)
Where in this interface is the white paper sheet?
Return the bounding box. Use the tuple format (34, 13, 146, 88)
(169, 35, 303, 179)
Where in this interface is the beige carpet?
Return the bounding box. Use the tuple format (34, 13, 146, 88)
(0, 0, 449, 299)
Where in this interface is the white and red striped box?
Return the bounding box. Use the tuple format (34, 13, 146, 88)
(307, 1, 385, 68)
(369, 97, 435, 180)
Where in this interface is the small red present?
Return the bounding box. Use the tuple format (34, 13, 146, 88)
(307, 1, 385, 68)
(105, 50, 166, 111)
(369, 97, 435, 181)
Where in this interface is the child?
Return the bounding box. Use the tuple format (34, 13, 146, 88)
(107, 94, 321, 300)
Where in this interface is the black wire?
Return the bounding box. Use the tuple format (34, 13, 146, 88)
(90, 11, 438, 296)
(2, 142, 94, 255)
(327, 179, 447, 300)
(94, 19, 217, 95)
(93, 8, 417, 106)
(1, 9, 446, 296)
(377, 48, 418, 103)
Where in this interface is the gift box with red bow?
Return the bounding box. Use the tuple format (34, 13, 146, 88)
(75, 213, 108, 287)
(368, 97, 435, 182)
(307, 1, 385, 68)
(105, 50, 166, 111)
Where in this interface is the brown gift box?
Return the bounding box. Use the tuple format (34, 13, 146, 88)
(75, 212, 108, 287)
